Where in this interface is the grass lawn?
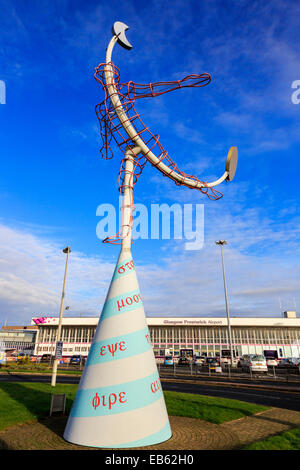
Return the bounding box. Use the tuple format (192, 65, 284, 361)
(163, 390, 268, 424)
(0, 382, 77, 431)
(0, 364, 82, 375)
(0, 382, 268, 432)
(244, 427, 300, 450)
(2, 382, 300, 450)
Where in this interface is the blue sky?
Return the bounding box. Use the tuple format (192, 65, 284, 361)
(0, 0, 300, 324)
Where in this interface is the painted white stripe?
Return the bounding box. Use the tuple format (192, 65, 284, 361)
(106, 270, 140, 301)
(64, 395, 169, 448)
(94, 306, 148, 342)
(78, 348, 157, 390)
(117, 250, 133, 263)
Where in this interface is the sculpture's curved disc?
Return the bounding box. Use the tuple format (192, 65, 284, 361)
(112, 21, 132, 50)
(225, 146, 238, 181)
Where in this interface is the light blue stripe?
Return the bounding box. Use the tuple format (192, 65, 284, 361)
(85, 421, 172, 449)
(101, 289, 143, 321)
(112, 258, 135, 281)
(111, 421, 172, 448)
(86, 326, 152, 366)
(70, 370, 162, 418)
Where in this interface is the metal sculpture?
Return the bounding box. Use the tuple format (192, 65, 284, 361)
(64, 21, 238, 449)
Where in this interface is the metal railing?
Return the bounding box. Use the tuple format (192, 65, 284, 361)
(157, 362, 300, 382)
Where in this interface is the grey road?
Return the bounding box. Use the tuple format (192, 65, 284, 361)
(161, 379, 300, 412)
(1, 373, 300, 412)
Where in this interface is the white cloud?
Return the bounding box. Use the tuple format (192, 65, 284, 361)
(0, 222, 115, 325)
(0, 200, 299, 327)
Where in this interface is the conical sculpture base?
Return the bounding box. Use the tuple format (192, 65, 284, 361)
(64, 248, 172, 448)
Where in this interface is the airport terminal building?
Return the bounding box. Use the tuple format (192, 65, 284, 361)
(31, 311, 300, 359)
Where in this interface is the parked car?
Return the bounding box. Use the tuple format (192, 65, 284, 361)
(244, 354, 268, 372)
(205, 357, 220, 369)
(69, 355, 86, 365)
(278, 358, 300, 368)
(288, 357, 300, 366)
(220, 357, 229, 365)
(240, 354, 268, 373)
(239, 354, 255, 369)
(164, 356, 174, 366)
(0, 350, 6, 366)
(40, 354, 53, 363)
(250, 356, 268, 373)
(220, 357, 239, 367)
(17, 352, 27, 361)
(192, 356, 205, 365)
(177, 357, 191, 366)
(266, 358, 278, 367)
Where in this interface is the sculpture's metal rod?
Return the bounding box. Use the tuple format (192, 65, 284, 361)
(121, 146, 141, 251)
(104, 35, 236, 189)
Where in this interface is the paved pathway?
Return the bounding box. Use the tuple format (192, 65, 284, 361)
(1, 407, 300, 450)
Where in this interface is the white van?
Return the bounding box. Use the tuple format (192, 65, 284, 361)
(239, 354, 268, 373)
(0, 350, 6, 366)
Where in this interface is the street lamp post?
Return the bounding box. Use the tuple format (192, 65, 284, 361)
(51, 246, 71, 387)
(215, 240, 234, 367)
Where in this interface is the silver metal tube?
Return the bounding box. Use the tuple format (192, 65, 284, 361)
(51, 246, 71, 387)
(104, 36, 229, 189)
(216, 241, 234, 367)
(121, 147, 141, 251)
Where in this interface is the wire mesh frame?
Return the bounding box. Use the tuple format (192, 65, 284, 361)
(94, 62, 223, 244)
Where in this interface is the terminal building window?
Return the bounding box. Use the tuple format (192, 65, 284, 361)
(207, 329, 213, 344)
(186, 328, 193, 343)
(173, 327, 180, 343)
(220, 328, 227, 343)
(213, 329, 220, 344)
(34, 321, 300, 358)
(82, 328, 89, 343)
(62, 327, 69, 342)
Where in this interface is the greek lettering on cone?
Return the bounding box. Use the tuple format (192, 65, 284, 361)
(117, 292, 142, 311)
(150, 379, 160, 394)
(117, 260, 134, 274)
(100, 341, 127, 357)
(92, 391, 127, 410)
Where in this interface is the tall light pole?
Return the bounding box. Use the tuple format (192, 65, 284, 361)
(215, 240, 234, 367)
(51, 246, 71, 387)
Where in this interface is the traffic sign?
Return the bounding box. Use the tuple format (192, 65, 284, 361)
(55, 341, 63, 359)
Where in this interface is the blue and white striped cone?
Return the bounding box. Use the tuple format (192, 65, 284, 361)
(63, 248, 172, 448)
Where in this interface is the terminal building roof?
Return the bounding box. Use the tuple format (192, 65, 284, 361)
(30, 316, 300, 327)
